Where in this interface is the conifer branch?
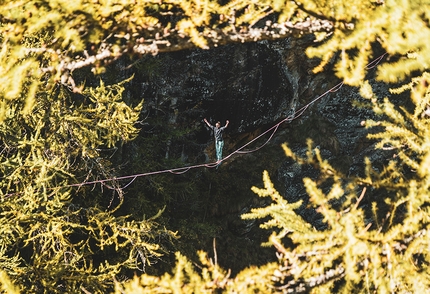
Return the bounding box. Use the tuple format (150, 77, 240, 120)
(35, 18, 332, 91)
(275, 264, 345, 293)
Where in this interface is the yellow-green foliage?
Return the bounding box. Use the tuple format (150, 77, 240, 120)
(0, 0, 344, 119)
(307, 0, 430, 85)
(1, 0, 430, 293)
(117, 0, 430, 292)
(114, 251, 279, 293)
(0, 33, 166, 293)
(115, 251, 232, 293)
(242, 170, 313, 244)
(276, 139, 430, 293)
(0, 270, 20, 294)
(0, 80, 178, 292)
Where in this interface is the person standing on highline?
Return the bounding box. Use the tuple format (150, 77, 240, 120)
(204, 118, 229, 163)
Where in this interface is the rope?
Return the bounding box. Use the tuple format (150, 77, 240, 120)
(3, 53, 387, 198)
(68, 78, 347, 190)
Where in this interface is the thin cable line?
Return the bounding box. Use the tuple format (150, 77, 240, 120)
(2, 53, 387, 198)
(121, 176, 138, 189)
(68, 78, 347, 187)
(235, 124, 280, 154)
(169, 168, 191, 175)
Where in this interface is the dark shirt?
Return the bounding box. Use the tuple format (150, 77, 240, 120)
(210, 125, 226, 141)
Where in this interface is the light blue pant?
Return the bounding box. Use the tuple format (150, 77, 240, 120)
(215, 140, 224, 161)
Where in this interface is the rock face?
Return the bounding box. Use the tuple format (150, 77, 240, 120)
(131, 36, 320, 130)
(126, 35, 334, 161)
(117, 37, 392, 274)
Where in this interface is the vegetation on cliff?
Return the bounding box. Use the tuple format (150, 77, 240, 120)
(0, 0, 429, 293)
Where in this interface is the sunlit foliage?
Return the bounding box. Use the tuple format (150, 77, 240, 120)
(1, 0, 430, 292)
(117, 0, 430, 293)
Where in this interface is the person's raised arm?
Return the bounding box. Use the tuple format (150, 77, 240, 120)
(204, 118, 212, 127)
(225, 120, 229, 128)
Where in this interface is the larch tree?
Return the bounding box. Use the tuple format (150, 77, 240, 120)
(0, 0, 429, 293)
(116, 0, 430, 293)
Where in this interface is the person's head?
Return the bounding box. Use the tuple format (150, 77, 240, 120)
(216, 121, 221, 128)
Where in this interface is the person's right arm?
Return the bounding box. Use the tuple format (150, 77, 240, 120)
(204, 118, 212, 128)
